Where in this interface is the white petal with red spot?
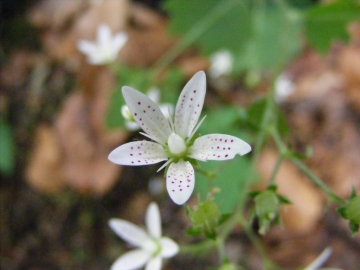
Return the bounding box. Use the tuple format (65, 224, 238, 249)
(166, 161, 195, 205)
(174, 71, 206, 139)
(108, 141, 168, 165)
(188, 134, 252, 161)
(122, 87, 172, 145)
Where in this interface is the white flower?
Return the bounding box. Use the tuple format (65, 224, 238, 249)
(121, 87, 174, 131)
(108, 71, 251, 205)
(304, 247, 333, 270)
(275, 73, 295, 103)
(209, 50, 234, 78)
(109, 203, 179, 270)
(77, 24, 127, 65)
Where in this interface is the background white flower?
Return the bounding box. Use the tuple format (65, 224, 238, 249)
(108, 71, 251, 205)
(121, 87, 174, 131)
(109, 202, 179, 270)
(77, 24, 128, 65)
(275, 73, 295, 103)
(209, 50, 234, 78)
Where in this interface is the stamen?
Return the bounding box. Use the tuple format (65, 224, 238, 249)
(168, 105, 175, 132)
(157, 158, 173, 172)
(139, 132, 164, 146)
(186, 115, 207, 143)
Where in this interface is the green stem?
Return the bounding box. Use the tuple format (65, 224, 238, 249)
(268, 154, 283, 186)
(152, 0, 242, 75)
(289, 157, 347, 206)
(237, 215, 281, 270)
(271, 129, 346, 206)
(179, 240, 215, 254)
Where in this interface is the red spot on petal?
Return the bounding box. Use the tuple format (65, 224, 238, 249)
(225, 154, 228, 157)
(138, 102, 141, 105)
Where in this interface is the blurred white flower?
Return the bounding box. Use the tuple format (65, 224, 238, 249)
(77, 24, 127, 65)
(109, 202, 179, 270)
(121, 87, 174, 131)
(275, 73, 295, 103)
(304, 247, 333, 270)
(209, 50, 234, 78)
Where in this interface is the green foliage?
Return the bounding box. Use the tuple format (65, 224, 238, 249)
(187, 200, 222, 239)
(239, 98, 289, 137)
(164, 0, 250, 55)
(305, 0, 360, 53)
(165, 0, 302, 75)
(0, 118, 15, 175)
(234, 1, 302, 74)
(194, 106, 255, 213)
(337, 188, 360, 236)
(249, 185, 291, 235)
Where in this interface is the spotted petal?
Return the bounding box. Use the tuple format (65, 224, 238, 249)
(108, 141, 168, 166)
(188, 134, 252, 161)
(166, 161, 195, 205)
(123, 87, 172, 145)
(110, 249, 151, 270)
(174, 71, 206, 139)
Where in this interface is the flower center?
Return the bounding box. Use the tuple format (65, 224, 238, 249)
(168, 133, 186, 156)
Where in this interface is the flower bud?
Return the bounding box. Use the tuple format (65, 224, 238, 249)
(188, 200, 221, 239)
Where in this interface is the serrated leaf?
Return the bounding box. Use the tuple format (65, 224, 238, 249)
(164, 0, 250, 55)
(233, 2, 302, 73)
(195, 156, 255, 214)
(305, 0, 360, 53)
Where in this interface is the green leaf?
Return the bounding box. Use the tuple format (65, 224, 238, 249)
(199, 106, 249, 139)
(194, 106, 255, 213)
(164, 0, 251, 55)
(195, 156, 255, 214)
(0, 119, 15, 175)
(245, 98, 289, 135)
(234, 2, 302, 73)
(305, 0, 360, 53)
(105, 87, 126, 130)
